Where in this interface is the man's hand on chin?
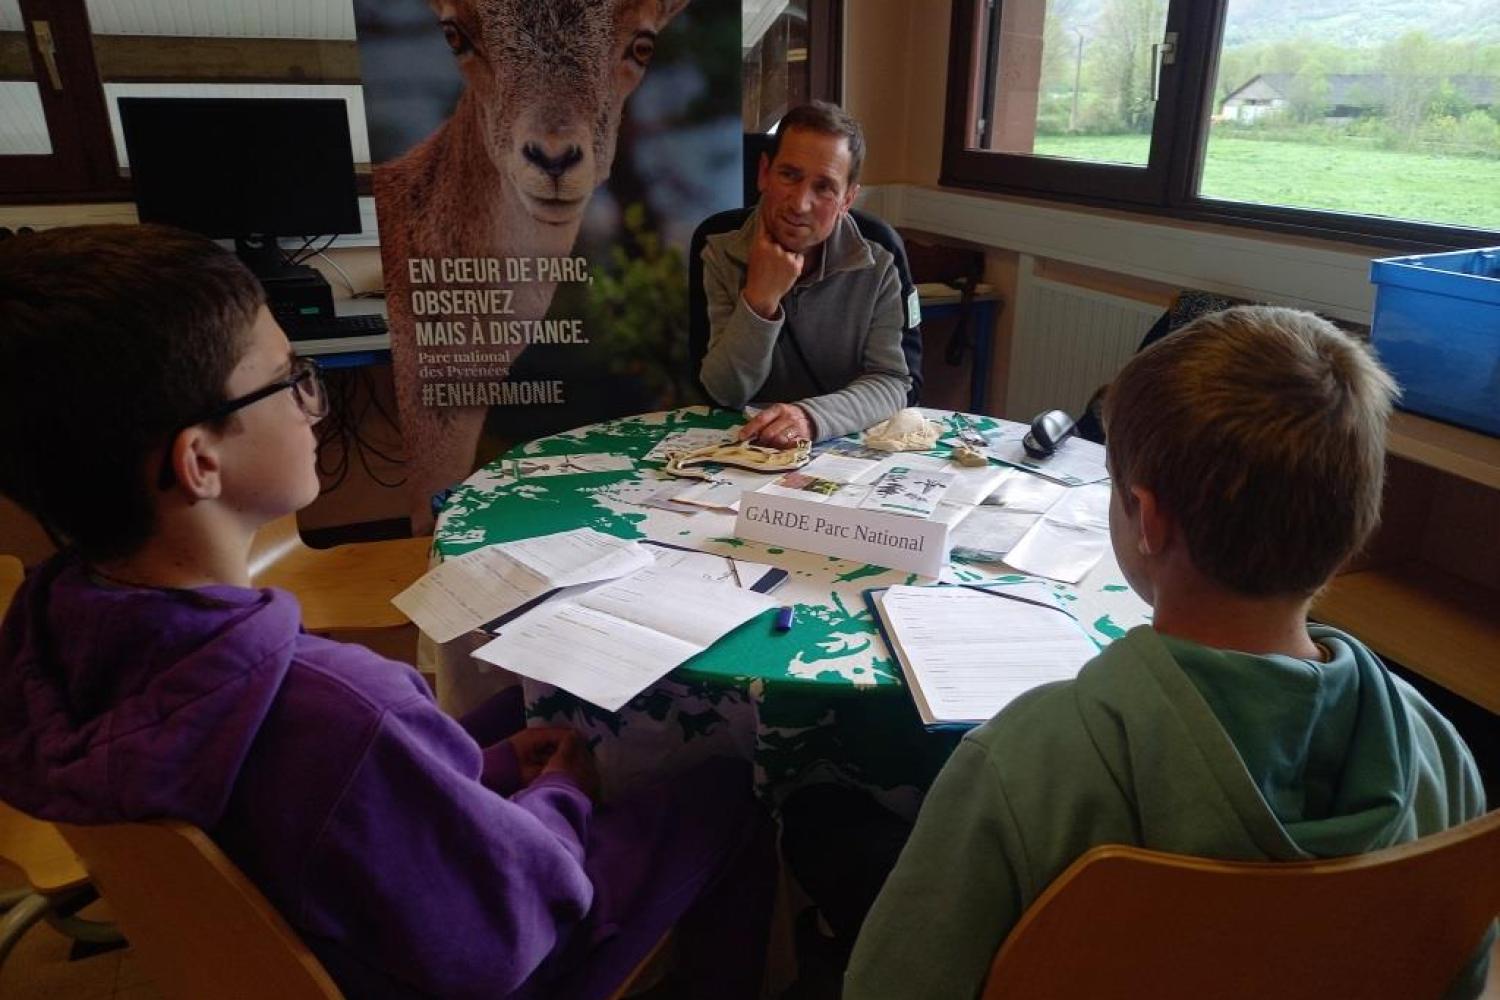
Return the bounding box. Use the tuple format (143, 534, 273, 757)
(743, 227, 803, 320)
(739, 402, 815, 449)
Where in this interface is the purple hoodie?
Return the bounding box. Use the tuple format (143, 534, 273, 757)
(0, 553, 597, 998)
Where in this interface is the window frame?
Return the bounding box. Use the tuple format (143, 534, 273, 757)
(940, 0, 1500, 251)
(743, 0, 844, 134)
(0, 0, 124, 200)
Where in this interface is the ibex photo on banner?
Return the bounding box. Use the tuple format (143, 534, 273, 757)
(354, 0, 740, 528)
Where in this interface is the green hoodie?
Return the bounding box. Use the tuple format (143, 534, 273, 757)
(846, 624, 1490, 999)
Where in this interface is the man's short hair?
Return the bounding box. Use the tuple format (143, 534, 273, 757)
(0, 224, 263, 561)
(768, 101, 866, 187)
(1103, 305, 1397, 597)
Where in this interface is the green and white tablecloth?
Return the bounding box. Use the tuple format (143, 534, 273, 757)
(431, 407, 1151, 815)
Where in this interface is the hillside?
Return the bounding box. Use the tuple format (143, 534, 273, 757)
(1220, 0, 1500, 47)
(1055, 0, 1500, 48)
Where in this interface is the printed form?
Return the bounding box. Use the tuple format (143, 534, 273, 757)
(874, 585, 1099, 727)
(472, 566, 776, 710)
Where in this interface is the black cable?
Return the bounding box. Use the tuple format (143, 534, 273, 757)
(314, 367, 360, 495)
(287, 235, 317, 265)
(346, 368, 406, 487)
(311, 367, 407, 493)
(293, 234, 338, 266)
(360, 366, 403, 437)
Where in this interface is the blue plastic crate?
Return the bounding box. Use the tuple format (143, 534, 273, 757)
(1369, 247, 1500, 437)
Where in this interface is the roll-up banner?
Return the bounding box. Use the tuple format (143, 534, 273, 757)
(353, 0, 740, 524)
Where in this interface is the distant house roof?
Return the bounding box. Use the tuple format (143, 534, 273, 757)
(1224, 72, 1496, 109)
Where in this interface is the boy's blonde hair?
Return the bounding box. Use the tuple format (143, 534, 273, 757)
(1103, 305, 1397, 597)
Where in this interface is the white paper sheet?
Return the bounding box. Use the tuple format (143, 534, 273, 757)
(858, 467, 953, 517)
(801, 452, 885, 484)
(472, 568, 775, 710)
(390, 528, 652, 642)
(982, 468, 1069, 512)
(474, 602, 699, 712)
(642, 544, 784, 592)
(897, 452, 1011, 506)
(986, 433, 1109, 487)
(668, 467, 768, 511)
(1001, 483, 1113, 583)
(875, 585, 1098, 726)
(949, 505, 1042, 560)
(643, 480, 707, 514)
(509, 453, 635, 478)
(593, 479, 667, 507)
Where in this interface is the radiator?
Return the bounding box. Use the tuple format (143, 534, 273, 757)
(1004, 263, 1165, 424)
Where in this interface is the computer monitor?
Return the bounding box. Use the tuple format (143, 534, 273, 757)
(118, 97, 361, 277)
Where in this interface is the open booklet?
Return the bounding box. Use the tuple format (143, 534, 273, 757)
(866, 584, 1101, 729)
(471, 566, 776, 711)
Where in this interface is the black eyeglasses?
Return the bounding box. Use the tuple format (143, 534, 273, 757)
(197, 355, 328, 426)
(156, 356, 328, 489)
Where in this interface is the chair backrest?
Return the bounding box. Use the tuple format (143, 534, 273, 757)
(247, 512, 307, 582)
(0, 800, 89, 896)
(246, 514, 427, 634)
(688, 206, 922, 408)
(982, 808, 1500, 1000)
(58, 819, 343, 1000)
(0, 554, 22, 620)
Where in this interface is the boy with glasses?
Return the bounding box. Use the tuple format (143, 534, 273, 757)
(0, 225, 773, 999)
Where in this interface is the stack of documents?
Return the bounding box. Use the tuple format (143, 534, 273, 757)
(868, 584, 1100, 728)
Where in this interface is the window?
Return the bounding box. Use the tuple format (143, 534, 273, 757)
(943, 0, 1500, 247)
(0, 0, 367, 201)
(742, 0, 842, 133)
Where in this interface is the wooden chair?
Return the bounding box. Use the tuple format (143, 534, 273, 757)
(248, 514, 430, 634)
(59, 820, 342, 999)
(1, 557, 124, 971)
(0, 801, 121, 972)
(59, 818, 673, 1000)
(0, 554, 22, 614)
(982, 808, 1500, 999)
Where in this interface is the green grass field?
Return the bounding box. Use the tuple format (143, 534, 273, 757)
(1028, 133, 1500, 232)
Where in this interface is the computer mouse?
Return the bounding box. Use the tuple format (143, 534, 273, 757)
(1023, 409, 1076, 459)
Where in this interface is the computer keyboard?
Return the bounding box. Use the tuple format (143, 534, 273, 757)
(286, 313, 388, 342)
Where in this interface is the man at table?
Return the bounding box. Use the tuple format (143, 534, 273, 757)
(699, 102, 911, 449)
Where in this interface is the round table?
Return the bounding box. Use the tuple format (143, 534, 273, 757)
(431, 406, 1151, 814)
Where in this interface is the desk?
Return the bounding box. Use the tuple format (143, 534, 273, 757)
(296, 299, 391, 368)
(432, 407, 1150, 813)
(299, 337, 390, 369)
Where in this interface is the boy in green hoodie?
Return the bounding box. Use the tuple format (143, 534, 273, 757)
(846, 306, 1490, 998)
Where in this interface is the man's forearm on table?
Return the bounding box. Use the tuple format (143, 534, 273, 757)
(798, 371, 910, 441)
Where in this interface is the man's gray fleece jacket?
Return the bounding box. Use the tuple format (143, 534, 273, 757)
(698, 209, 910, 440)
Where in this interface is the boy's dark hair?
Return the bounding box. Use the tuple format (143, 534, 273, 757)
(0, 224, 263, 561)
(769, 101, 866, 187)
(1103, 306, 1397, 598)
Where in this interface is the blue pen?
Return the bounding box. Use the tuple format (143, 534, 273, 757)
(774, 606, 795, 632)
